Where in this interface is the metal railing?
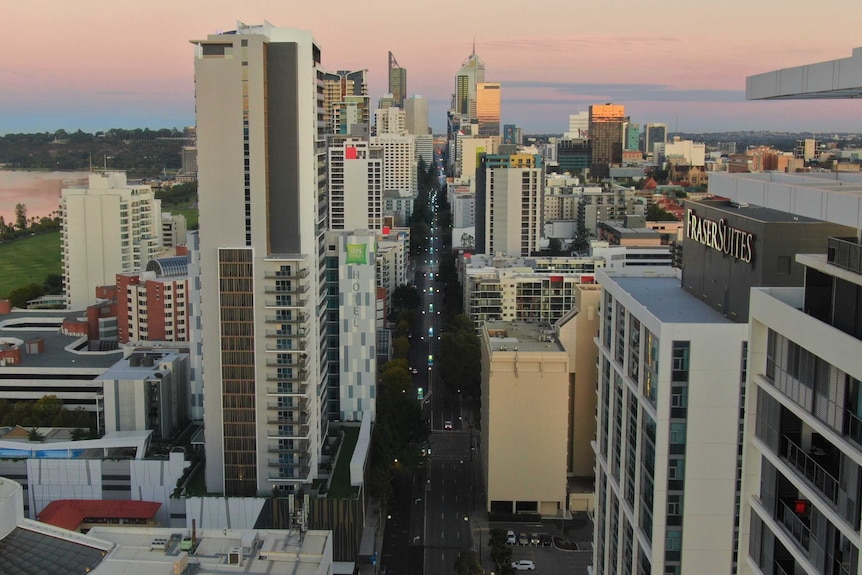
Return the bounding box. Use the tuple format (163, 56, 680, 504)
(779, 499, 812, 554)
(783, 435, 839, 504)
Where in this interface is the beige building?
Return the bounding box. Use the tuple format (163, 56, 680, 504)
(481, 321, 569, 516)
(61, 172, 162, 310)
(476, 82, 501, 137)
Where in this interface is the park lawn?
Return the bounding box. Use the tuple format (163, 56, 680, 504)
(166, 207, 199, 230)
(0, 231, 62, 299)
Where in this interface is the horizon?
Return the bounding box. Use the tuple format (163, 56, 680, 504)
(2, 0, 862, 135)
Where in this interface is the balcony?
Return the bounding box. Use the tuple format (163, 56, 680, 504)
(266, 399, 309, 411)
(267, 466, 311, 482)
(265, 328, 308, 339)
(778, 498, 812, 554)
(265, 312, 308, 324)
(264, 283, 309, 295)
(267, 414, 309, 425)
(266, 371, 309, 384)
(267, 455, 310, 467)
(782, 434, 839, 504)
(265, 354, 310, 369)
(267, 424, 310, 439)
(265, 298, 307, 308)
(827, 237, 862, 275)
(264, 268, 309, 280)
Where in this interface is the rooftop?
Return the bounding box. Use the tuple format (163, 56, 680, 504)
(484, 321, 564, 353)
(0, 310, 122, 370)
(686, 198, 824, 223)
(38, 499, 161, 531)
(603, 273, 734, 324)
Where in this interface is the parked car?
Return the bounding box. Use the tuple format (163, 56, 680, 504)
(511, 560, 536, 571)
(530, 533, 540, 546)
(506, 530, 516, 545)
(518, 532, 529, 546)
(539, 533, 552, 546)
(443, 421, 453, 430)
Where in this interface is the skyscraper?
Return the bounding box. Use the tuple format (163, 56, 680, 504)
(327, 137, 384, 231)
(643, 123, 668, 156)
(476, 82, 501, 137)
(404, 95, 428, 135)
(455, 44, 485, 119)
(388, 51, 407, 109)
(322, 69, 367, 134)
(193, 22, 327, 496)
(589, 103, 626, 179)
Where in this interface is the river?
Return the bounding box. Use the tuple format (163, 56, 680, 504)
(0, 170, 90, 223)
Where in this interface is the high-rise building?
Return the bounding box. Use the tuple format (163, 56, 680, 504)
(321, 69, 367, 134)
(593, 267, 749, 575)
(370, 134, 416, 195)
(388, 51, 407, 109)
(327, 137, 384, 231)
(404, 95, 428, 135)
(330, 95, 370, 136)
(642, 123, 668, 156)
(502, 124, 522, 146)
(193, 23, 328, 496)
(375, 106, 406, 136)
(455, 45, 485, 119)
(116, 255, 190, 344)
(481, 153, 543, 257)
(589, 104, 626, 179)
(476, 82, 501, 136)
(566, 112, 589, 139)
(624, 122, 640, 152)
(61, 172, 162, 310)
(794, 137, 818, 160)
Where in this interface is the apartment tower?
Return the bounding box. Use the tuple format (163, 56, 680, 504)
(589, 103, 626, 179)
(193, 23, 327, 496)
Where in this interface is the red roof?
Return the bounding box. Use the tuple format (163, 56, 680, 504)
(38, 499, 161, 531)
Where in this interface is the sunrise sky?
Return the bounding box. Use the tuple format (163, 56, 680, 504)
(3, 0, 861, 135)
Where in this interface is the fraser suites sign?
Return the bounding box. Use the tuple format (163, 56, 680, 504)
(686, 209, 754, 264)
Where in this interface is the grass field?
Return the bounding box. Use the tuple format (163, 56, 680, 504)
(166, 206, 199, 230)
(0, 231, 62, 298)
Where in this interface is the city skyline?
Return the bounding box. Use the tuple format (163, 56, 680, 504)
(3, 0, 862, 135)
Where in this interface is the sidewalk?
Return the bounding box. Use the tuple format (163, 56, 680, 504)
(357, 498, 385, 575)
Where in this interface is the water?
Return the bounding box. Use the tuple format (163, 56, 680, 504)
(0, 170, 89, 223)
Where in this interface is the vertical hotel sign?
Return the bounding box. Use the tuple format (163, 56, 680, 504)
(345, 242, 368, 328)
(685, 208, 754, 264)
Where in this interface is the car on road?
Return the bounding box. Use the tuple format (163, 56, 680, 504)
(506, 530, 516, 545)
(443, 421, 453, 430)
(410, 368, 418, 374)
(518, 532, 529, 546)
(530, 533, 540, 546)
(511, 560, 536, 571)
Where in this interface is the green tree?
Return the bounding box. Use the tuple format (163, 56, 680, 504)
(393, 336, 410, 360)
(548, 237, 563, 255)
(647, 203, 679, 221)
(7, 283, 44, 309)
(392, 285, 420, 310)
(43, 273, 64, 295)
(14, 203, 27, 231)
(27, 427, 44, 442)
(454, 550, 484, 575)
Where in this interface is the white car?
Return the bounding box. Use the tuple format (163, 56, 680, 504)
(443, 421, 453, 430)
(410, 368, 418, 374)
(512, 560, 536, 571)
(506, 530, 516, 545)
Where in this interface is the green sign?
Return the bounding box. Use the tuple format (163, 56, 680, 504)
(345, 243, 367, 264)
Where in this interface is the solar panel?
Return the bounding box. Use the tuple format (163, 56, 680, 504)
(0, 527, 105, 574)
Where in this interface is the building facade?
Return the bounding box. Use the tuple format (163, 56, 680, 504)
(476, 82, 501, 137)
(61, 172, 162, 310)
(589, 104, 626, 179)
(193, 23, 327, 496)
(593, 269, 748, 575)
(117, 256, 190, 344)
(327, 137, 384, 231)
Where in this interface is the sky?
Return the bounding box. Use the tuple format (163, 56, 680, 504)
(3, 0, 862, 135)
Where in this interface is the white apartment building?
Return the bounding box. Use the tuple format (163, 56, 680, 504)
(579, 186, 645, 237)
(382, 189, 414, 227)
(452, 192, 476, 228)
(461, 253, 603, 326)
(328, 137, 384, 231)
(376, 234, 409, 306)
(710, 170, 862, 575)
(193, 23, 327, 496)
(485, 163, 543, 257)
(654, 139, 706, 168)
(414, 133, 434, 169)
(160, 211, 187, 248)
(370, 134, 416, 196)
(61, 172, 162, 310)
(593, 268, 748, 575)
(454, 134, 499, 179)
(375, 106, 406, 136)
